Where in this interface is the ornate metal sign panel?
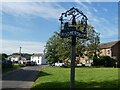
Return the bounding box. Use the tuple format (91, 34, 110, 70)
(59, 7, 87, 39)
(60, 30, 87, 38)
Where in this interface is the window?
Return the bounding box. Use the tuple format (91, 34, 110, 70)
(106, 49, 110, 55)
(38, 60, 39, 63)
(107, 50, 110, 54)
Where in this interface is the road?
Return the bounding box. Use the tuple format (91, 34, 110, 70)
(2, 65, 48, 90)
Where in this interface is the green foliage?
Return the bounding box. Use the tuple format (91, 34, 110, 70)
(85, 26, 100, 65)
(45, 24, 100, 64)
(91, 56, 116, 67)
(99, 56, 116, 67)
(45, 32, 71, 64)
(2, 60, 13, 68)
(0, 53, 8, 60)
(19, 63, 26, 67)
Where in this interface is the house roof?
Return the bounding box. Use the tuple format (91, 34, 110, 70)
(31, 53, 44, 57)
(9, 54, 26, 58)
(99, 40, 120, 49)
(9, 55, 20, 58)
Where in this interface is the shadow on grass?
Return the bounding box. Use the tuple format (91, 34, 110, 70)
(38, 71, 51, 77)
(31, 80, 119, 90)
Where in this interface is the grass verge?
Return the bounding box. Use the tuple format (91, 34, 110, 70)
(31, 67, 119, 90)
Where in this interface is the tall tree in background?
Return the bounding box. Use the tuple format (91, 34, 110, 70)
(0, 53, 8, 60)
(45, 23, 100, 65)
(76, 24, 100, 65)
(45, 32, 71, 64)
(85, 26, 100, 65)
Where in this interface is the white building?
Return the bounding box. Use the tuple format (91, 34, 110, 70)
(8, 55, 27, 63)
(9, 55, 20, 62)
(30, 53, 47, 65)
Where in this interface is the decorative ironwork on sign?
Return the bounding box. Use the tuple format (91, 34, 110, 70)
(59, 7, 88, 39)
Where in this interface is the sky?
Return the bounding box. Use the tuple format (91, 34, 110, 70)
(0, 0, 119, 54)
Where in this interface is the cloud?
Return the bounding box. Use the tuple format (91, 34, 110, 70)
(102, 8, 108, 12)
(75, 0, 89, 10)
(1, 1, 118, 44)
(93, 7, 98, 12)
(74, 0, 92, 5)
(2, 0, 75, 2)
(2, 2, 65, 20)
(1, 39, 46, 54)
(89, 17, 118, 38)
(75, 1, 118, 42)
(2, 0, 120, 2)
(74, 0, 119, 2)
(2, 24, 30, 34)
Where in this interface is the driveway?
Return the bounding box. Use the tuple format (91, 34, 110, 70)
(2, 65, 48, 90)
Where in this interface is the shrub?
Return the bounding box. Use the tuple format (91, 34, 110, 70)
(19, 64, 26, 67)
(2, 60, 13, 68)
(99, 56, 116, 67)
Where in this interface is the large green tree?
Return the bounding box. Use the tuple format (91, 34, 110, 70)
(45, 24, 100, 65)
(45, 32, 71, 64)
(85, 26, 100, 65)
(0, 53, 8, 60)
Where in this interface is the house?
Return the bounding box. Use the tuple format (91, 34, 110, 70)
(99, 40, 120, 67)
(64, 56, 92, 66)
(8, 55, 20, 62)
(75, 40, 120, 67)
(30, 53, 47, 65)
(8, 55, 27, 63)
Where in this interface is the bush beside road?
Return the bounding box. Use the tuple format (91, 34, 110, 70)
(2, 62, 25, 74)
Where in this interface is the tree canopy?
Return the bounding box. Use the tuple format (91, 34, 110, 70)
(0, 53, 8, 60)
(45, 24, 100, 65)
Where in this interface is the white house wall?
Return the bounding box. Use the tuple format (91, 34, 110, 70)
(31, 56, 42, 65)
(11, 57, 19, 62)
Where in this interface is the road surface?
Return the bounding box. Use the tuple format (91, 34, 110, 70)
(2, 65, 48, 90)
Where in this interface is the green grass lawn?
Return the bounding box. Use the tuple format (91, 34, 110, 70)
(31, 67, 119, 90)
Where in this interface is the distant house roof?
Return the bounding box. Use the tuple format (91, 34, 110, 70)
(99, 40, 120, 49)
(9, 55, 20, 58)
(31, 53, 44, 57)
(9, 54, 26, 59)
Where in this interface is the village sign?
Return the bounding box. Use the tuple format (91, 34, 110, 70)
(59, 7, 88, 89)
